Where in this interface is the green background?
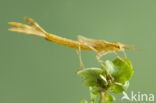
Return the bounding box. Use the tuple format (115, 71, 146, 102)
(0, 0, 156, 103)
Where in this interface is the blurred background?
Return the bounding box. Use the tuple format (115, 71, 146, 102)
(0, 0, 156, 103)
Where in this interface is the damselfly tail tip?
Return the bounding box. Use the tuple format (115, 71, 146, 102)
(24, 17, 35, 24)
(8, 22, 17, 26)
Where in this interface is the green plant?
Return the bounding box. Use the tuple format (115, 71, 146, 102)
(77, 58, 134, 103)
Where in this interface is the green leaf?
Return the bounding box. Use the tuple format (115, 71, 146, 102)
(80, 73, 108, 87)
(77, 68, 104, 87)
(105, 94, 115, 103)
(77, 68, 103, 79)
(103, 60, 115, 74)
(112, 58, 134, 84)
(80, 99, 88, 103)
(102, 58, 133, 84)
(111, 81, 129, 94)
(90, 86, 100, 95)
(82, 78, 97, 86)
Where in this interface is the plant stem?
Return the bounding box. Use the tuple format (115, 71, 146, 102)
(99, 88, 105, 103)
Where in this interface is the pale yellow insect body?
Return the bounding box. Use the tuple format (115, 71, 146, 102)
(8, 17, 134, 61)
(8, 17, 135, 80)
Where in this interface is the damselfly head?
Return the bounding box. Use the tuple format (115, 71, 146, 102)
(112, 42, 124, 51)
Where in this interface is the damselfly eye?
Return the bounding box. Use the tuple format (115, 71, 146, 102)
(115, 45, 121, 50)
